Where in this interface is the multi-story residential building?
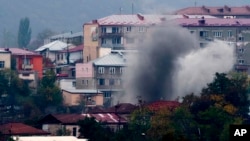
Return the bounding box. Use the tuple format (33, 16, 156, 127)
(44, 31, 83, 46)
(76, 50, 127, 106)
(0, 49, 11, 69)
(176, 17, 250, 73)
(175, 5, 250, 18)
(2, 48, 43, 89)
(83, 14, 165, 63)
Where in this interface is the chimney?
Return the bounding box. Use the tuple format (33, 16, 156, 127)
(224, 5, 231, 12)
(246, 6, 250, 11)
(4, 48, 9, 51)
(137, 13, 144, 20)
(92, 19, 98, 24)
(198, 17, 205, 25)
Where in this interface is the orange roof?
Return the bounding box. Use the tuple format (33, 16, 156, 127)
(0, 123, 50, 135)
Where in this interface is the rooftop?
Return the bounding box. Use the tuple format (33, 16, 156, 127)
(92, 51, 127, 67)
(0, 48, 40, 56)
(176, 18, 250, 27)
(35, 40, 70, 52)
(0, 123, 50, 135)
(88, 14, 217, 26)
(175, 5, 250, 16)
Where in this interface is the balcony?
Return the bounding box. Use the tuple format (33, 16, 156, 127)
(22, 64, 33, 70)
(99, 32, 123, 37)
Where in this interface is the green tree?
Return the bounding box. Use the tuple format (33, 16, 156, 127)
(18, 17, 31, 48)
(78, 117, 113, 141)
(37, 70, 63, 111)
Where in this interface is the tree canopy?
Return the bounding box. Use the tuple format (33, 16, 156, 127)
(18, 17, 31, 48)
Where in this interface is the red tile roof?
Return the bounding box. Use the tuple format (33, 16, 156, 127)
(0, 123, 50, 135)
(146, 100, 180, 111)
(0, 48, 41, 56)
(175, 5, 250, 16)
(40, 113, 127, 125)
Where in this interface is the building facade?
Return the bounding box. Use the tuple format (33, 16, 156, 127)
(83, 14, 165, 63)
(0, 49, 11, 70)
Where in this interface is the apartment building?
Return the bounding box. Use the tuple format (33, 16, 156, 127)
(76, 50, 127, 106)
(83, 14, 165, 63)
(176, 17, 250, 73)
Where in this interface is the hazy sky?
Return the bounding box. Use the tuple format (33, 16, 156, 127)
(0, 0, 249, 43)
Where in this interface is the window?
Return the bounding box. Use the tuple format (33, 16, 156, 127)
(238, 48, 245, 53)
(82, 80, 89, 85)
(57, 54, 60, 60)
(72, 81, 76, 87)
(109, 67, 115, 74)
(73, 127, 77, 137)
(126, 26, 132, 32)
(228, 31, 233, 37)
(238, 59, 245, 64)
(112, 27, 119, 33)
(120, 67, 124, 74)
(61, 54, 63, 60)
(104, 92, 111, 98)
(112, 37, 121, 44)
(239, 36, 244, 41)
(101, 38, 106, 44)
(213, 31, 222, 37)
(99, 79, 105, 85)
(0, 61, 5, 68)
(139, 27, 146, 32)
(109, 79, 115, 85)
(200, 31, 208, 37)
(98, 67, 105, 74)
(23, 58, 31, 65)
(101, 27, 106, 33)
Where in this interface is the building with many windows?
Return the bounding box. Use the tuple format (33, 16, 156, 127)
(76, 50, 127, 106)
(176, 17, 250, 73)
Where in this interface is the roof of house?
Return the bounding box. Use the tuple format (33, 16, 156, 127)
(175, 5, 250, 16)
(0, 48, 41, 56)
(0, 123, 50, 135)
(40, 113, 127, 125)
(175, 17, 250, 27)
(146, 100, 180, 111)
(49, 31, 83, 39)
(60, 44, 83, 53)
(92, 51, 127, 67)
(35, 40, 69, 52)
(89, 103, 137, 114)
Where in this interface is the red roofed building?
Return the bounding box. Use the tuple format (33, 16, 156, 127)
(175, 5, 250, 18)
(0, 123, 49, 140)
(39, 113, 127, 136)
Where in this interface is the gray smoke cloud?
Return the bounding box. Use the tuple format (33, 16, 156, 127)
(114, 22, 235, 104)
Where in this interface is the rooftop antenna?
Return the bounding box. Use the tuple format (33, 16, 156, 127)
(119, 7, 123, 15)
(132, 2, 134, 15)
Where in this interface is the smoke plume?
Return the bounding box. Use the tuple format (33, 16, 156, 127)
(116, 22, 235, 104)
